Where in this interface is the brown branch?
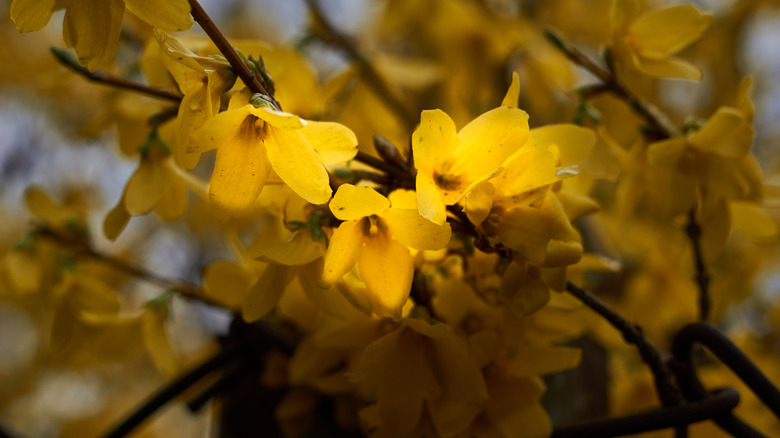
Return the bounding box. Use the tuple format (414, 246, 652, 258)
(565, 281, 684, 410)
(544, 29, 677, 140)
(685, 210, 711, 321)
(187, 0, 281, 110)
(35, 225, 225, 309)
(51, 47, 183, 103)
(305, 0, 417, 131)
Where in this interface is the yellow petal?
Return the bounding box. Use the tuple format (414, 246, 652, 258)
(416, 173, 447, 225)
(501, 72, 521, 108)
(360, 236, 413, 319)
(62, 0, 124, 71)
(142, 308, 179, 376)
(320, 221, 364, 288)
(628, 5, 712, 59)
(387, 189, 418, 209)
(208, 118, 271, 216)
(412, 109, 459, 173)
(265, 126, 332, 205)
(155, 176, 188, 221)
(454, 106, 530, 181)
(243, 264, 295, 322)
(631, 55, 703, 80)
(464, 181, 494, 226)
(189, 106, 253, 154)
(125, 0, 192, 32)
(688, 107, 753, 159)
(249, 106, 307, 129)
(329, 184, 390, 221)
(125, 156, 173, 216)
(11, 0, 56, 32)
(202, 260, 253, 309)
(383, 208, 452, 250)
(103, 195, 130, 241)
(541, 239, 583, 267)
(300, 121, 358, 165)
(531, 124, 595, 168)
(499, 263, 550, 318)
(647, 138, 687, 167)
(498, 206, 549, 265)
(430, 333, 489, 403)
(497, 145, 558, 195)
(730, 202, 776, 239)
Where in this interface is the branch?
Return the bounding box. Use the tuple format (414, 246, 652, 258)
(305, 0, 417, 132)
(552, 387, 739, 438)
(544, 29, 677, 140)
(565, 281, 683, 408)
(187, 0, 281, 110)
(685, 210, 711, 321)
(35, 225, 225, 309)
(51, 47, 183, 103)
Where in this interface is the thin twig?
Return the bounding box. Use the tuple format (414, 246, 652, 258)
(35, 226, 225, 309)
(546, 29, 710, 326)
(544, 29, 677, 140)
(565, 281, 683, 408)
(187, 0, 281, 110)
(552, 387, 739, 438)
(685, 210, 711, 321)
(305, 0, 417, 131)
(51, 47, 183, 103)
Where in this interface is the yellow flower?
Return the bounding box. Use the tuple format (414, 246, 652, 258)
(350, 317, 488, 436)
(610, 0, 712, 79)
(413, 73, 531, 225)
(190, 89, 357, 217)
(11, 0, 192, 71)
(319, 184, 451, 319)
(156, 32, 236, 170)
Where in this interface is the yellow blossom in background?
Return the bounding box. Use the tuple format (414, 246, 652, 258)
(10, 0, 192, 71)
(610, 0, 713, 79)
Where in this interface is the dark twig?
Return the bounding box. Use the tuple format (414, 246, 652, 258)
(103, 338, 250, 438)
(672, 323, 780, 419)
(35, 225, 225, 309)
(546, 29, 710, 326)
(544, 29, 676, 140)
(565, 281, 683, 408)
(685, 210, 711, 321)
(187, 0, 281, 110)
(305, 0, 417, 131)
(51, 47, 182, 103)
(552, 387, 740, 438)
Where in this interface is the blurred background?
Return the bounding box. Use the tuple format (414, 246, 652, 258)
(1, 0, 780, 436)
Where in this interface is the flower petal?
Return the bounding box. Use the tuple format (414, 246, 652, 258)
(243, 264, 295, 322)
(208, 119, 271, 216)
(125, 156, 172, 216)
(628, 5, 712, 59)
(416, 173, 447, 225)
(62, 0, 124, 71)
(320, 221, 364, 288)
(501, 72, 521, 108)
(412, 109, 459, 173)
(360, 236, 413, 319)
(383, 208, 452, 251)
(300, 121, 358, 165)
(689, 107, 753, 159)
(265, 126, 332, 205)
(454, 106, 530, 181)
(125, 0, 192, 32)
(531, 124, 595, 168)
(11, 0, 56, 32)
(329, 184, 390, 221)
